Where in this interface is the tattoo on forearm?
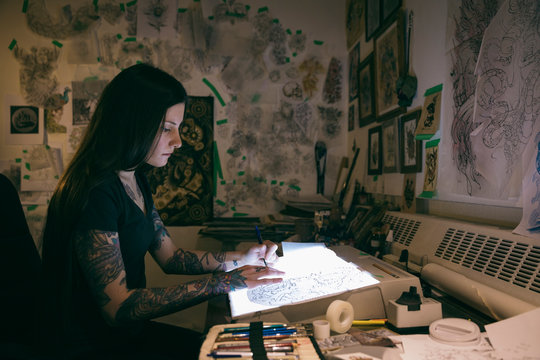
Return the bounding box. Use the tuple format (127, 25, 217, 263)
(115, 271, 248, 322)
(75, 230, 124, 307)
(149, 207, 170, 252)
(164, 250, 227, 274)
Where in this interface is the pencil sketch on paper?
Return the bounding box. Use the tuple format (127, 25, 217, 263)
(72, 80, 108, 125)
(471, 0, 539, 196)
(447, 0, 501, 195)
(246, 265, 375, 307)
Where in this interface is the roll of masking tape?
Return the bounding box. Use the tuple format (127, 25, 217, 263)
(313, 319, 330, 340)
(326, 300, 354, 333)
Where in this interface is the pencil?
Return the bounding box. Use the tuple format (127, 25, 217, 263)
(255, 225, 268, 267)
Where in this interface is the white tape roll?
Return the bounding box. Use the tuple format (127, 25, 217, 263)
(326, 300, 354, 333)
(313, 319, 330, 340)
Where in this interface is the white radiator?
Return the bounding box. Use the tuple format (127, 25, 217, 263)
(381, 211, 540, 321)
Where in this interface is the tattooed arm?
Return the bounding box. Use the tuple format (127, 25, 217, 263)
(148, 207, 280, 274)
(75, 229, 284, 325)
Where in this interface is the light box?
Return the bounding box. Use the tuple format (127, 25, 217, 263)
(228, 242, 380, 319)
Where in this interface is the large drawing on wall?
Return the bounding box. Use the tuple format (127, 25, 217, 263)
(147, 96, 214, 226)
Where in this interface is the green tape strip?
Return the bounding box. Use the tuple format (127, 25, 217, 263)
(124, 37, 136, 42)
(22, 149, 28, 153)
(238, 171, 245, 176)
(126, 0, 137, 6)
(271, 180, 277, 185)
(93, 0, 99, 12)
(22, 0, 28, 13)
(233, 213, 249, 217)
(251, 93, 261, 103)
(120, 3, 125, 11)
(373, 175, 378, 181)
(231, 206, 236, 211)
(15, 158, 21, 163)
(272, 18, 279, 23)
(426, 138, 441, 148)
(419, 191, 435, 198)
(116, 33, 122, 39)
(202, 78, 225, 106)
(424, 83, 443, 96)
(216, 199, 226, 206)
(220, 180, 226, 185)
(27, 205, 38, 211)
(25, 162, 31, 170)
(52, 40, 63, 48)
(296, 30, 302, 34)
(23, 175, 30, 180)
(415, 133, 434, 140)
(8, 39, 17, 50)
(289, 184, 301, 191)
(314, 40, 324, 45)
(279, 181, 284, 186)
(286, 29, 292, 35)
(84, 76, 99, 82)
(258, 6, 268, 13)
(216, 118, 228, 125)
(245, 5, 250, 11)
(178, 8, 187, 13)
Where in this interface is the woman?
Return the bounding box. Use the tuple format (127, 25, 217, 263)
(39, 63, 284, 359)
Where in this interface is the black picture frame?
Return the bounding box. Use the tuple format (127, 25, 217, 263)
(399, 108, 422, 173)
(368, 125, 383, 175)
(365, 0, 380, 42)
(381, 0, 402, 29)
(358, 54, 376, 127)
(374, 11, 405, 121)
(382, 117, 399, 173)
(348, 42, 360, 102)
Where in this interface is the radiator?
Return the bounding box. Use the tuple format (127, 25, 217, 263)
(381, 211, 540, 321)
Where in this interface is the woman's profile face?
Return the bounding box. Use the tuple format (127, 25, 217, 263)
(146, 103, 185, 167)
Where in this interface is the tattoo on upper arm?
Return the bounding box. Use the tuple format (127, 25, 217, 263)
(149, 207, 170, 252)
(75, 230, 124, 307)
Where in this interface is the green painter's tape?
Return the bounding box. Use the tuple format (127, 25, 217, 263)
(52, 40, 63, 48)
(25, 162, 31, 171)
(373, 175, 378, 181)
(289, 184, 301, 191)
(258, 6, 268, 13)
(124, 37, 136, 42)
(15, 158, 21, 163)
(178, 8, 187, 13)
(233, 213, 249, 217)
(23, 175, 30, 180)
(216, 119, 228, 125)
(279, 181, 284, 186)
(286, 29, 292, 35)
(314, 40, 324, 45)
(84, 76, 99, 82)
(93, 0, 99, 12)
(27, 205, 38, 211)
(216, 199, 226, 206)
(238, 171, 245, 176)
(126, 0, 137, 6)
(220, 180, 226, 185)
(271, 180, 277, 185)
(251, 93, 261, 103)
(424, 83, 443, 96)
(419, 191, 435, 198)
(120, 3, 125, 11)
(8, 39, 17, 50)
(22, 0, 28, 13)
(202, 78, 226, 106)
(116, 33, 122, 39)
(426, 138, 441, 148)
(415, 133, 434, 141)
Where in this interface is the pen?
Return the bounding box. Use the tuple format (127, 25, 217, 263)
(372, 263, 399, 278)
(221, 324, 289, 333)
(255, 225, 268, 267)
(352, 319, 387, 326)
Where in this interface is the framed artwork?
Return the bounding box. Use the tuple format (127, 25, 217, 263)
(399, 108, 422, 173)
(367, 125, 383, 175)
(381, 0, 402, 28)
(365, 0, 380, 41)
(358, 54, 376, 127)
(346, 0, 366, 50)
(382, 117, 399, 173)
(374, 12, 405, 120)
(348, 42, 360, 102)
(348, 100, 358, 131)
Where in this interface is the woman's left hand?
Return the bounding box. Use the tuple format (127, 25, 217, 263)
(243, 240, 280, 266)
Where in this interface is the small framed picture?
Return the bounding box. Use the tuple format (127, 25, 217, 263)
(374, 11, 405, 120)
(399, 108, 422, 173)
(382, 117, 399, 173)
(368, 125, 383, 175)
(365, 0, 381, 41)
(358, 54, 376, 127)
(348, 42, 360, 102)
(381, 0, 402, 29)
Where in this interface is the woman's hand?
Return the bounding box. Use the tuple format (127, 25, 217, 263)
(242, 240, 280, 267)
(218, 265, 284, 290)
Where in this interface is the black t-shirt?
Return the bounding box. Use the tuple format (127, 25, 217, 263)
(70, 171, 156, 350)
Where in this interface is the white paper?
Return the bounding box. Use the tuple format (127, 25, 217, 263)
(485, 307, 540, 360)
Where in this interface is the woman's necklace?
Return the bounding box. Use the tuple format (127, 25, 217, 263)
(117, 171, 146, 214)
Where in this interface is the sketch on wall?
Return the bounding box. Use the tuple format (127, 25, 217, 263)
(7, 1, 346, 219)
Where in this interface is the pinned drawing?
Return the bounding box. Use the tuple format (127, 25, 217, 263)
(323, 57, 343, 104)
(4, 95, 43, 145)
(138, 0, 177, 39)
(72, 80, 108, 125)
(420, 139, 440, 198)
(416, 84, 442, 140)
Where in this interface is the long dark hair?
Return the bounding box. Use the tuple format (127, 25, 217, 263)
(39, 63, 187, 349)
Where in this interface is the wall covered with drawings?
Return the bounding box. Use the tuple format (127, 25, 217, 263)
(0, 0, 348, 237)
